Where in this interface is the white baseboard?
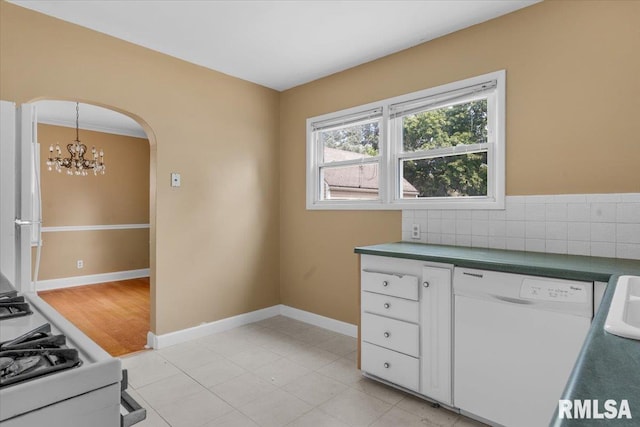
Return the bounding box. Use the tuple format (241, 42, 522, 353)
(35, 268, 150, 291)
(279, 305, 358, 338)
(147, 304, 358, 349)
(146, 305, 281, 349)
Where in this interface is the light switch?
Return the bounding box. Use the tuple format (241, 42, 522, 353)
(171, 173, 181, 187)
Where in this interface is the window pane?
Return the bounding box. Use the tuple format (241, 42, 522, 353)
(320, 118, 380, 162)
(402, 100, 487, 152)
(401, 152, 488, 198)
(321, 163, 380, 200)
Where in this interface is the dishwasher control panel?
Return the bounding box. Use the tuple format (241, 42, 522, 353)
(520, 278, 589, 303)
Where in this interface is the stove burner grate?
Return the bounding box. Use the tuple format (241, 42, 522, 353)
(0, 291, 32, 320)
(0, 324, 82, 388)
(0, 348, 82, 387)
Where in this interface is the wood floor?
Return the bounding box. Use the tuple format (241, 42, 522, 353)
(39, 278, 150, 357)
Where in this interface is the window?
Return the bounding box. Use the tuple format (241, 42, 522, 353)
(306, 70, 505, 210)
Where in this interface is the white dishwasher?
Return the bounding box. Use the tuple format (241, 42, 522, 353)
(453, 268, 593, 427)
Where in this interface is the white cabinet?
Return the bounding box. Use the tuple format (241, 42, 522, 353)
(360, 255, 452, 404)
(420, 265, 452, 404)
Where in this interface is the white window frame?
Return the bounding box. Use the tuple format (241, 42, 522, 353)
(306, 70, 505, 210)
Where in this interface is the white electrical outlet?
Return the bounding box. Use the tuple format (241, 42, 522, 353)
(77, 260, 83, 269)
(411, 224, 420, 239)
(171, 173, 181, 187)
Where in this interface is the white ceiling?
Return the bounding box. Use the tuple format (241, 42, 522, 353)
(10, 0, 539, 91)
(35, 100, 147, 139)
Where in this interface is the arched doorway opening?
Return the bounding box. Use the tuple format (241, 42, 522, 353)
(30, 98, 156, 357)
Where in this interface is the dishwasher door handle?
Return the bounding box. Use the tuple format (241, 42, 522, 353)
(491, 294, 533, 305)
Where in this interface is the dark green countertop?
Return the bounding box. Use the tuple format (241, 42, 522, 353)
(354, 242, 640, 427)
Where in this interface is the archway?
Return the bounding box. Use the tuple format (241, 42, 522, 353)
(30, 98, 157, 357)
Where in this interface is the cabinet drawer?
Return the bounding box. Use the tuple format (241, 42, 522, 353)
(361, 270, 418, 300)
(361, 342, 419, 391)
(361, 312, 419, 357)
(362, 291, 419, 323)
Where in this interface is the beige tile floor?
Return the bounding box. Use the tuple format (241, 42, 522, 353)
(121, 315, 486, 427)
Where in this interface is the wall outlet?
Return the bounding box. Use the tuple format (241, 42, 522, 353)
(77, 260, 84, 269)
(411, 224, 421, 239)
(171, 172, 181, 187)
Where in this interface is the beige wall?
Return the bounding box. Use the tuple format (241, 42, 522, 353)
(36, 124, 149, 280)
(0, 2, 281, 334)
(3, 1, 640, 333)
(279, 1, 640, 324)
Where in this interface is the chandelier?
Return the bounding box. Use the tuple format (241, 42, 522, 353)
(47, 102, 106, 176)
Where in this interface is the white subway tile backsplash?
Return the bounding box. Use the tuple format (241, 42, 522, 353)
(590, 242, 616, 258)
(506, 221, 525, 238)
(427, 219, 442, 233)
(471, 210, 489, 221)
(414, 210, 428, 219)
(456, 234, 472, 247)
(441, 233, 456, 245)
(567, 204, 590, 222)
(441, 210, 457, 220)
(617, 243, 640, 260)
(591, 203, 617, 223)
(401, 193, 640, 260)
(472, 220, 489, 236)
(488, 209, 507, 221)
(505, 203, 525, 221)
(525, 195, 548, 204)
(552, 194, 586, 204)
(506, 221, 526, 238)
(489, 220, 507, 237)
(441, 218, 456, 233)
(506, 237, 525, 251)
(427, 233, 441, 245)
(507, 196, 527, 204)
(525, 222, 546, 239)
(568, 241, 590, 256)
(427, 210, 442, 220)
(546, 240, 568, 255)
(402, 210, 414, 222)
(456, 219, 472, 235)
(488, 236, 506, 250)
(616, 203, 640, 223)
(586, 194, 622, 203)
(617, 224, 640, 244)
(567, 222, 590, 241)
(472, 236, 489, 248)
(546, 222, 568, 240)
(456, 211, 472, 220)
(526, 239, 545, 252)
(525, 204, 546, 221)
(590, 223, 616, 243)
(546, 204, 568, 222)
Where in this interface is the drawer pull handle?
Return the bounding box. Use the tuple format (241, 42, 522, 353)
(382, 281, 389, 287)
(383, 303, 390, 309)
(423, 281, 430, 288)
(384, 362, 390, 369)
(384, 331, 390, 338)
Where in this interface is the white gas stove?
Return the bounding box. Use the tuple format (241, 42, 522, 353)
(0, 276, 145, 427)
